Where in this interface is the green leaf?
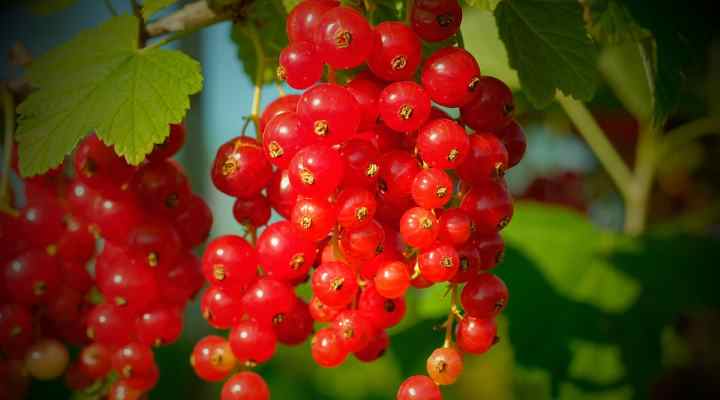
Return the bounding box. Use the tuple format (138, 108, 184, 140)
(587, 0, 647, 45)
(462, 8, 519, 89)
(142, 0, 176, 20)
(568, 340, 625, 384)
(463, 0, 501, 11)
(231, 0, 288, 85)
(16, 15, 203, 176)
(494, 0, 599, 108)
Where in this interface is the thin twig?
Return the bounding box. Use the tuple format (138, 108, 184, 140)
(442, 284, 458, 348)
(146, 1, 229, 38)
(661, 116, 720, 154)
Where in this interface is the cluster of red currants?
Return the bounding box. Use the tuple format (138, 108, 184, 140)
(195, 0, 526, 399)
(0, 124, 211, 399)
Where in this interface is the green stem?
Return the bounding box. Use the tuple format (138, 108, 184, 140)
(661, 116, 720, 154)
(1, 86, 15, 212)
(455, 28, 465, 49)
(624, 125, 657, 235)
(405, 0, 413, 24)
(636, 39, 656, 108)
(556, 94, 633, 200)
(246, 25, 265, 139)
(442, 284, 458, 348)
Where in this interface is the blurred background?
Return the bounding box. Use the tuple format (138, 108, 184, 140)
(2, 0, 720, 399)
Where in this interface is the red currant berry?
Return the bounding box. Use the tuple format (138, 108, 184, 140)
(87, 191, 143, 243)
(174, 194, 213, 248)
(474, 231, 504, 271)
(497, 120, 526, 168)
(229, 319, 277, 364)
(416, 118, 469, 169)
(273, 298, 314, 345)
(259, 94, 300, 133)
(354, 329, 390, 362)
(374, 261, 410, 299)
(311, 327, 348, 368)
(211, 137, 272, 199)
(368, 22, 422, 81)
(86, 304, 136, 348)
(278, 41, 323, 89)
(459, 181, 513, 233)
(336, 187, 377, 229)
(421, 47, 480, 107)
(286, 0, 339, 44)
(378, 150, 421, 204)
(0, 304, 33, 354)
(379, 81, 431, 133)
(418, 242, 459, 283)
(312, 261, 359, 307)
(148, 123, 187, 162)
(132, 160, 191, 219)
(201, 286, 243, 329)
(456, 316, 497, 354)
(267, 169, 298, 219)
(437, 209, 472, 246)
(157, 252, 204, 305)
(233, 195, 271, 227)
(202, 235, 258, 289)
(332, 310, 373, 352)
(221, 371, 270, 400)
(456, 133, 509, 184)
(288, 144, 345, 198)
(400, 207, 439, 249)
(125, 218, 182, 268)
(314, 6, 373, 69)
(339, 219, 385, 261)
(4, 249, 61, 305)
(461, 273, 509, 318)
(460, 76, 514, 131)
(191, 336, 236, 382)
(78, 343, 112, 380)
(111, 342, 156, 389)
(263, 111, 313, 169)
(241, 278, 296, 327)
(74, 134, 135, 195)
(397, 375, 442, 400)
(18, 197, 65, 248)
(358, 284, 406, 329)
(309, 295, 344, 322)
(96, 255, 158, 311)
(291, 196, 337, 241)
(411, 0, 462, 42)
(136, 306, 183, 347)
(56, 216, 95, 263)
(107, 380, 143, 400)
(257, 221, 317, 282)
(297, 84, 362, 145)
(412, 168, 453, 209)
(347, 75, 383, 130)
(339, 139, 381, 189)
(426, 347, 463, 385)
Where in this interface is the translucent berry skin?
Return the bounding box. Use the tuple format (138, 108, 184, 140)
(459, 181, 513, 233)
(111, 342, 156, 388)
(286, 0, 339, 44)
(86, 304, 136, 348)
(262, 111, 313, 169)
(241, 279, 296, 327)
(379, 150, 421, 204)
(288, 144, 346, 198)
(4, 249, 61, 305)
(136, 306, 183, 347)
(460, 76, 514, 132)
(336, 187, 377, 229)
(278, 41, 323, 89)
(312, 261, 358, 307)
(88, 191, 144, 243)
(411, 0, 462, 42)
(309, 295, 344, 322)
(291, 196, 337, 241)
(259, 94, 300, 133)
(56, 216, 95, 263)
(96, 256, 158, 311)
(311, 327, 348, 368)
(191, 336, 236, 382)
(158, 252, 204, 305)
(25, 339, 70, 381)
(354, 329, 390, 362)
(73, 134, 135, 195)
(257, 221, 316, 281)
(421, 47, 480, 107)
(297, 84, 362, 145)
(0, 304, 33, 353)
(267, 169, 298, 219)
(456, 316, 497, 354)
(474, 231, 505, 271)
(397, 375, 442, 400)
(273, 298, 314, 345)
(78, 343, 112, 380)
(436, 209, 471, 247)
(19, 197, 65, 248)
(374, 261, 411, 299)
(416, 118, 470, 169)
(418, 242, 460, 283)
(125, 218, 182, 268)
(107, 380, 143, 400)
(451, 240, 481, 284)
(340, 219, 385, 261)
(332, 310, 373, 353)
(221, 371, 270, 400)
(148, 123, 186, 162)
(174, 194, 214, 248)
(400, 207, 439, 249)
(202, 235, 258, 289)
(461, 273, 509, 318)
(132, 159, 191, 219)
(211, 137, 272, 199)
(347, 76, 383, 130)
(233, 195, 272, 227)
(456, 133, 509, 184)
(358, 284, 406, 329)
(368, 22, 422, 81)
(339, 139, 381, 190)
(412, 168, 453, 209)
(379, 81, 432, 133)
(314, 6, 373, 69)
(201, 286, 243, 329)
(497, 120, 527, 168)
(426, 347, 463, 385)
(229, 319, 277, 364)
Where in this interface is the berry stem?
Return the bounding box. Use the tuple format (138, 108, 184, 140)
(273, 80, 287, 97)
(404, 0, 413, 24)
(442, 284, 459, 348)
(0, 85, 15, 215)
(247, 24, 265, 140)
(455, 29, 465, 50)
(145, 1, 229, 38)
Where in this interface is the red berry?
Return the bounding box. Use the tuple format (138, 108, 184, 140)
(354, 329, 390, 362)
(314, 6, 373, 69)
(426, 347, 463, 385)
(311, 327, 348, 368)
(312, 261, 358, 307)
(259, 94, 300, 133)
(400, 207, 439, 249)
(174, 194, 213, 248)
(107, 380, 143, 400)
(241, 279, 296, 326)
(125, 218, 182, 268)
(368, 22, 422, 81)
(497, 120, 526, 168)
(191, 336, 236, 382)
(111, 342, 156, 389)
(221, 371, 270, 400)
(416, 118, 469, 169)
(374, 261, 410, 299)
(297, 84, 362, 145)
(56, 216, 95, 264)
(273, 298, 314, 345)
(229, 319, 277, 364)
(411, 0, 462, 42)
(202, 235, 258, 289)
(78, 343, 112, 379)
(201, 286, 242, 329)
(132, 160, 191, 219)
(0, 304, 33, 354)
(263, 111, 314, 169)
(4, 249, 61, 305)
(456, 133, 509, 184)
(87, 191, 143, 243)
(233, 195, 271, 227)
(278, 41, 323, 89)
(288, 144, 345, 198)
(336, 187, 377, 229)
(74, 134, 135, 195)
(456, 316, 497, 354)
(157, 252, 204, 305)
(459, 181, 513, 233)
(339, 139, 381, 189)
(136, 306, 183, 347)
(339, 219, 385, 261)
(211, 137, 272, 199)
(267, 169, 299, 219)
(332, 310, 373, 352)
(286, 0, 339, 44)
(86, 304, 136, 348)
(474, 231, 505, 271)
(96, 255, 158, 311)
(460, 76, 514, 131)
(347, 76, 383, 130)
(358, 284, 406, 329)
(397, 375, 442, 400)
(257, 221, 317, 282)
(461, 273, 509, 318)
(308, 295, 344, 322)
(291, 196, 337, 241)
(148, 123, 187, 162)
(379, 81, 431, 133)
(437, 209, 472, 246)
(411, 168, 453, 209)
(421, 47, 480, 107)
(18, 197, 65, 248)
(418, 242, 459, 283)
(378, 150, 421, 204)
